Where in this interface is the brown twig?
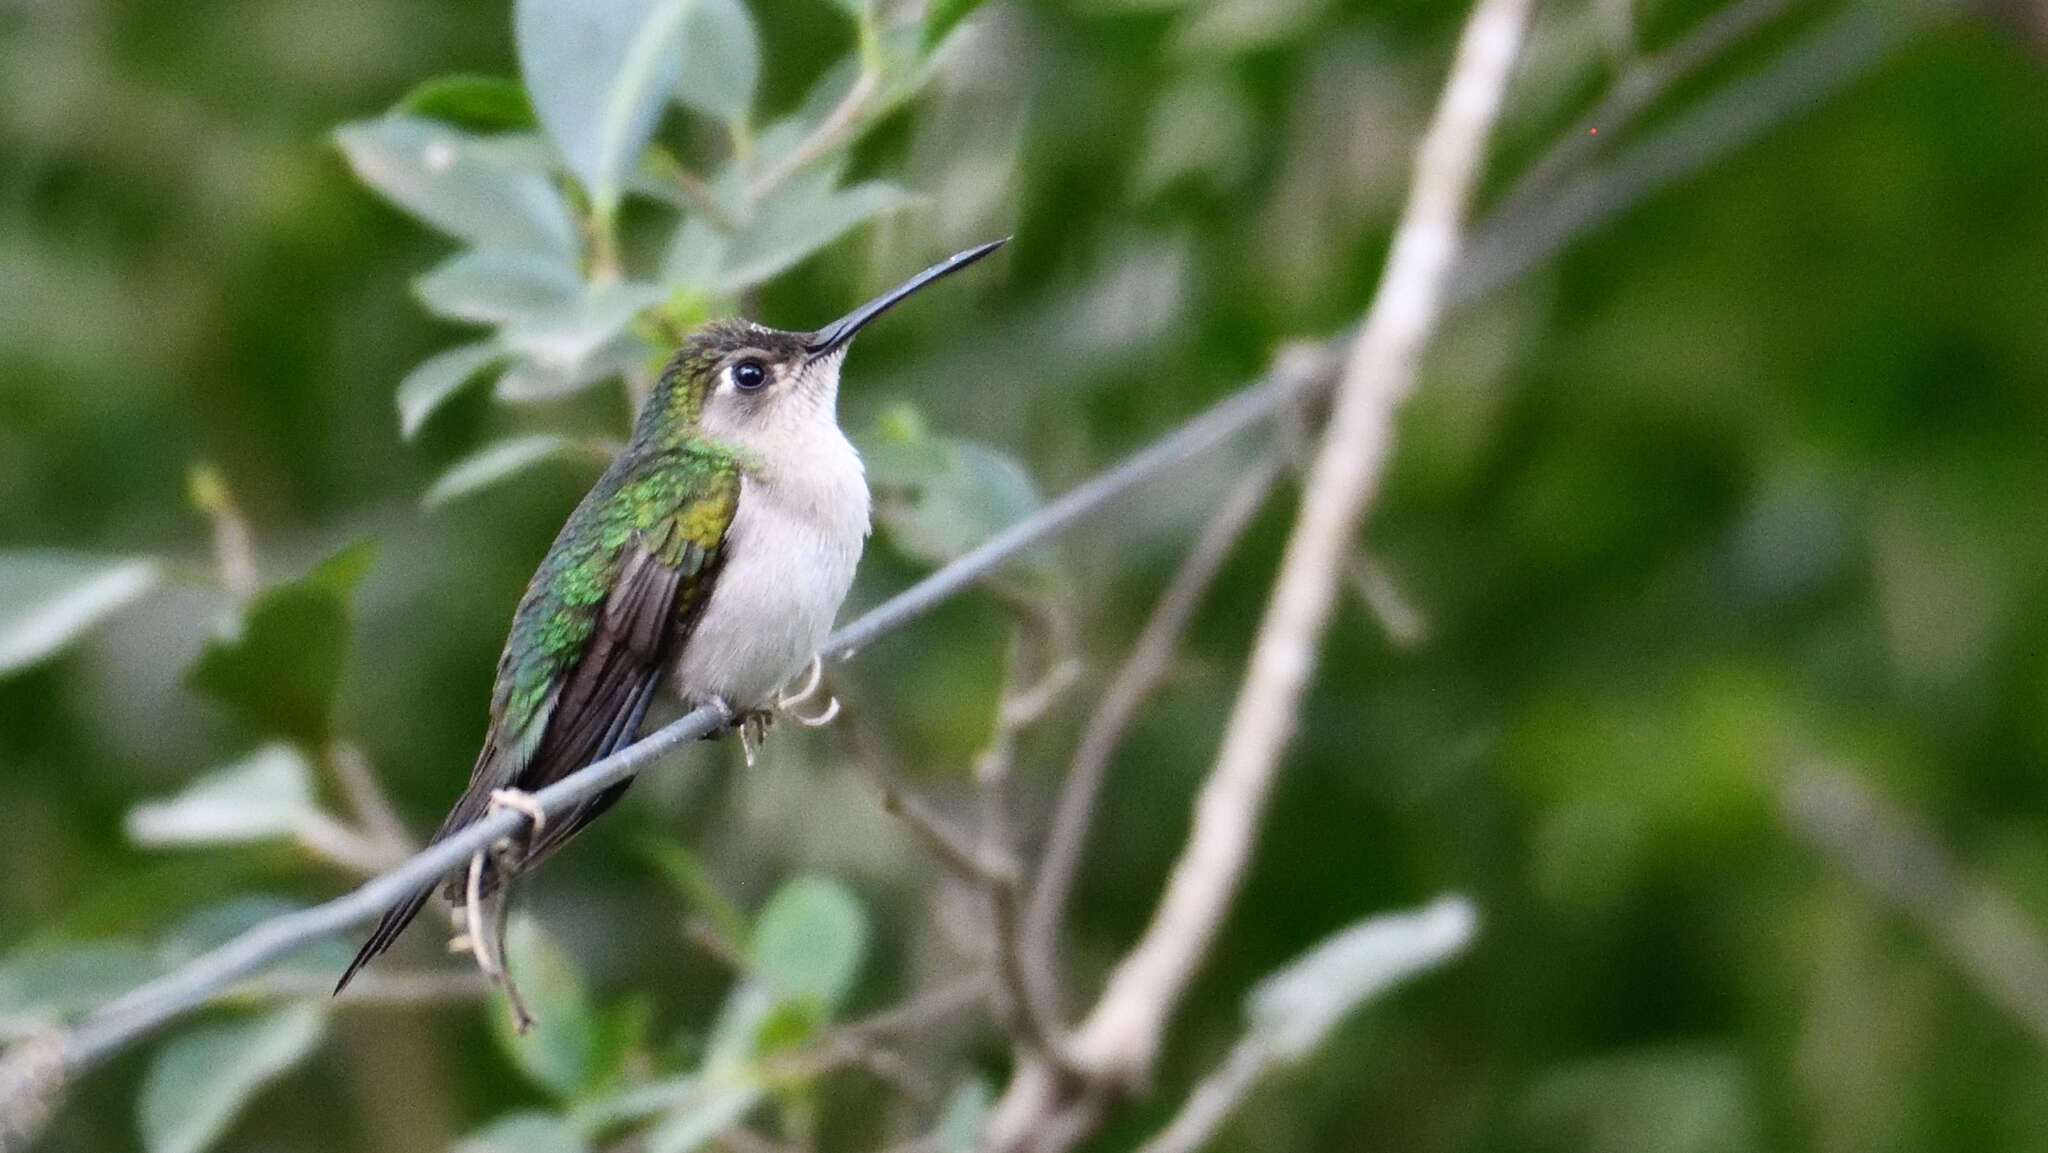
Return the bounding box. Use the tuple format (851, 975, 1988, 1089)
(1019, 455, 1288, 1026)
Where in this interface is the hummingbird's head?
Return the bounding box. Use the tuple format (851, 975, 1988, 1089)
(636, 239, 1008, 452)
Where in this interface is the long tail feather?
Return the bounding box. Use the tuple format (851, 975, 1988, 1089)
(334, 884, 435, 995)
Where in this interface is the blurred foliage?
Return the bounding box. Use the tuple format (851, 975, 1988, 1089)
(2, 0, 2047, 1148)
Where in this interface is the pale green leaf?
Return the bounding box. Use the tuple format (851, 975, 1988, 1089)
(125, 744, 317, 848)
(423, 436, 577, 508)
(414, 250, 583, 325)
(717, 178, 916, 292)
(494, 915, 599, 1099)
(398, 341, 506, 439)
(516, 0, 693, 215)
(0, 552, 159, 675)
(936, 1078, 993, 1153)
(1247, 895, 1477, 1061)
(453, 1112, 590, 1153)
(643, 1081, 764, 1153)
(923, 0, 994, 48)
(138, 1004, 326, 1153)
(334, 118, 577, 259)
(859, 405, 1046, 573)
(750, 876, 867, 1013)
(673, 0, 759, 125)
(0, 943, 163, 1039)
(498, 282, 664, 389)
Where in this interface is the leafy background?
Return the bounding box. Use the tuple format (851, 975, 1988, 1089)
(3, 0, 2048, 1150)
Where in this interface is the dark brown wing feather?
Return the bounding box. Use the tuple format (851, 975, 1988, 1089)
(334, 538, 723, 993)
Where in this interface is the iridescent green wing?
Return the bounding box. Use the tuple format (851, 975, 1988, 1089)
(334, 447, 740, 992)
(487, 445, 742, 859)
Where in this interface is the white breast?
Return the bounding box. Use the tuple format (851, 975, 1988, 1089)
(671, 424, 870, 711)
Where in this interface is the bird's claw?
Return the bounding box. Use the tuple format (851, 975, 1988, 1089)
(775, 654, 841, 729)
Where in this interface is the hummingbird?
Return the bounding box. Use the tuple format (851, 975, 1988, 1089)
(335, 239, 1008, 999)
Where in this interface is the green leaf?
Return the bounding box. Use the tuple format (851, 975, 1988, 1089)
(922, 0, 993, 49)
(0, 943, 164, 1039)
(1246, 895, 1477, 1061)
(0, 552, 160, 675)
(185, 541, 377, 745)
(858, 405, 1046, 572)
(498, 282, 665, 395)
(935, 1077, 993, 1153)
(395, 75, 538, 132)
(716, 174, 916, 292)
(494, 915, 600, 1099)
(642, 1081, 764, 1153)
(453, 1112, 589, 1153)
(673, 0, 759, 126)
(398, 341, 506, 439)
(414, 250, 583, 325)
(125, 744, 317, 848)
(334, 118, 578, 260)
(749, 876, 867, 1014)
(137, 1004, 326, 1153)
(638, 840, 750, 950)
(422, 436, 578, 508)
(516, 0, 693, 216)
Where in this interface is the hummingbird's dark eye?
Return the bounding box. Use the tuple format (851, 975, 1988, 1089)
(730, 359, 768, 392)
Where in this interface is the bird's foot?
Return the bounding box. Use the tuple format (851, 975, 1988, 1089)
(775, 654, 841, 729)
(454, 797, 542, 1035)
(738, 710, 771, 768)
(487, 788, 547, 846)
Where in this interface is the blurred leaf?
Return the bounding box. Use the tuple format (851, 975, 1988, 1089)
(499, 282, 665, 395)
(395, 75, 538, 132)
(186, 541, 377, 745)
(495, 915, 600, 1100)
(0, 943, 163, 1038)
(642, 1081, 763, 1153)
(674, 0, 759, 126)
(0, 552, 159, 676)
(415, 250, 583, 325)
(422, 436, 577, 508)
(125, 745, 317, 849)
(923, 0, 992, 49)
(715, 174, 915, 292)
(638, 839, 750, 948)
(398, 341, 507, 439)
(749, 876, 866, 1013)
(825, 0, 874, 22)
(516, 0, 692, 216)
(334, 118, 578, 260)
(137, 1004, 325, 1153)
(701, 981, 777, 1075)
(859, 404, 1045, 572)
(1519, 1047, 1759, 1153)
(935, 1077, 993, 1153)
(659, 215, 727, 291)
(453, 1112, 589, 1153)
(1247, 895, 1477, 1061)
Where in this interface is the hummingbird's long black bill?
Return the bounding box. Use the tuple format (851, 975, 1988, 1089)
(805, 237, 1009, 357)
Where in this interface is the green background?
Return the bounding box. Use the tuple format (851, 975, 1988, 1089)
(4, 0, 2048, 1149)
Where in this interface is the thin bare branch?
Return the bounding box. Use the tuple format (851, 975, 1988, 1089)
(1020, 455, 1287, 1024)
(745, 70, 879, 206)
(1491, 0, 1803, 221)
(1129, 1037, 1271, 1153)
(1062, 0, 1530, 1090)
(1784, 765, 2048, 1049)
(322, 741, 414, 859)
